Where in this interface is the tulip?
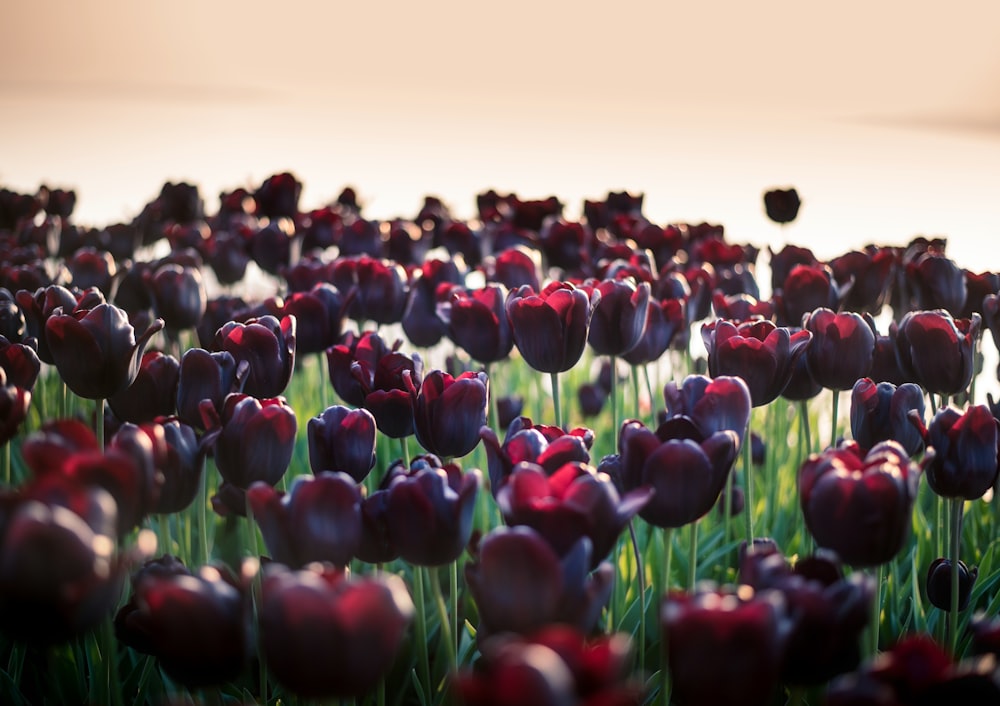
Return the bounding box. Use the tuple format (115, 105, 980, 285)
(908, 252, 967, 315)
(107, 350, 179, 423)
(798, 440, 920, 567)
(662, 374, 752, 446)
(586, 277, 650, 361)
(802, 308, 876, 391)
(496, 461, 652, 568)
(67, 247, 117, 296)
(15, 285, 77, 364)
(895, 309, 980, 397)
(829, 246, 896, 315)
(175, 347, 247, 430)
(702, 319, 812, 407)
(465, 526, 614, 640)
(0, 334, 40, 391)
(480, 417, 592, 495)
(661, 585, 790, 706)
(409, 369, 488, 459)
(259, 565, 413, 699)
(0, 369, 31, 447)
(618, 418, 739, 528)
(325, 329, 392, 407)
(773, 263, 843, 327)
(307, 405, 377, 482)
(921, 404, 999, 500)
(506, 281, 597, 375)
(927, 557, 978, 611)
(329, 255, 409, 326)
(114, 557, 249, 688)
(621, 295, 685, 366)
(763, 186, 801, 224)
(850, 378, 926, 456)
(45, 302, 164, 400)
(149, 263, 207, 336)
(438, 284, 515, 364)
(869, 322, 908, 386)
(496, 395, 523, 429)
(487, 246, 541, 292)
(195, 294, 247, 349)
(247, 472, 362, 567)
(143, 417, 205, 514)
(768, 243, 818, 295)
(205, 229, 250, 286)
(213, 314, 296, 399)
(401, 260, 459, 348)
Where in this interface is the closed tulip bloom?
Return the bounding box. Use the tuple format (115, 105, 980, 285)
(149, 263, 207, 335)
(213, 314, 296, 399)
(921, 405, 1000, 500)
(114, 558, 249, 688)
(143, 417, 205, 514)
(799, 441, 920, 567)
(465, 526, 614, 640)
(67, 247, 117, 296)
(908, 252, 967, 315)
(276, 283, 351, 356)
(487, 246, 541, 292)
(829, 247, 896, 315)
(780, 346, 824, 401)
(802, 308, 876, 391)
(385, 457, 481, 566)
(663, 374, 752, 446)
(585, 278, 650, 357)
(662, 585, 790, 706)
(763, 187, 801, 224)
(45, 302, 164, 399)
(205, 393, 297, 491)
(622, 296, 685, 366)
(702, 319, 812, 407)
(618, 418, 739, 528)
(0, 334, 41, 391)
(15, 285, 78, 364)
(926, 557, 978, 611)
(108, 350, 179, 423)
(260, 565, 413, 699)
(330, 256, 409, 326)
(439, 284, 515, 364)
(409, 369, 489, 459)
(480, 417, 592, 494)
(506, 282, 597, 374)
(496, 461, 652, 568)
(326, 330, 392, 407)
(774, 263, 842, 326)
(307, 405, 377, 482)
(0, 369, 31, 446)
(248, 472, 362, 567)
(176, 348, 246, 430)
(895, 310, 980, 397)
(850, 378, 926, 456)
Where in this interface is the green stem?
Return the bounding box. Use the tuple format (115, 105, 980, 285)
(687, 521, 698, 591)
(643, 364, 656, 427)
(660, 527, 673, 706)
(829, 389, 839, 450)
(723, 468, 734, 569)
(428, 566, 456, 674)
(413, 567, 432, 696)
(798, 400, 813, 554)
(663, 527, 674, 593)
(485, 362, 498, 435)
(318, 352, 329, 413)
(870, 563, 883, 656)
(743, 416, 754, 549)
(96, 398, 105, 453)
(399, 436, 410, 468)
(157, 514, 171, 558)
(101, 616, 123, 706)
(631, 364, 641, 421)
(450, 560, 459, 670)
(550, 371, 563, 429)
(949, 498, 964, 655)
(627, 520, 646, 674)
(3, 441, 10, 487)
(197, 463, 209, 565)
(610, 355, 618, 440)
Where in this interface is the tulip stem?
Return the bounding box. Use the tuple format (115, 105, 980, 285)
(318, 352, 329, 412)
(643, 364, 656, 427)
(3, 441, 9, 487)
(829, 389, 839, 451)
(631, 364, 641, 422)
(797, 400, 813, 554)
(743, 416, 754, 550)
(550, 371, 563, 430)
(798, 400, 812, 457)
(723, 467, 734, 567)
(96, 397, 105, 453)
(484, 362, 499, 435)
(428, 566, 456, 674)
(949, 497, 964, 655)
(412, 567, 432, 696)
(663, 527, 674, 593)
(870, 563, 883, 656)
(101, 616, 122, 706)
(610, 355, 619, 440)
(196, 462, 210, 565)
(687, 521, 698, 591)
(628, 520, 646, 673)
(399, 436, 410, 468)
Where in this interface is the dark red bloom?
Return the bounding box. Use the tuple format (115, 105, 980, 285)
(618, 418, 739, 528)
(307, 405, 377, 482)
(175, 347, 247, 430)
(401, 258, 461, 348)
(921, 404, 1000, 500)
(0, 334, 39, 392)
(213, 314, 296, 399)
(622, 295, 685, 366)
(908, 252, 967, 316)
(895, 309, 980, 396)
(143, 417, 205, 514)
(799, 441, 920, 567)
(487, 246, 541, 292)
(329, 256, 409, 326)
(702, 319, 812, 407)
(802, 308, 876, 391)
(480, 417, 592, 495)
(149, 263, 207, 335)
(850, 378, 926, 456)
(45, 302, 164, 399)
(248, 471, 362, 567)
(926, 557, 978, 611)
(439, 284, 515, 364)
(506, 282, 597, 374)
(0, 369, 31, 446)
(829, 246, 896, 315)
(585, 278, 650, 357)
(409, 369, 489, 459)
(662, 373, 752, 447)
(114, 557, 249, 688)
(15, 284, 78, 364)
(465, 526, 614, 640)
(253, 171, 302, 219)
(773, 263, 842, 326)
(662, 585, 790, 706)
(108, 350, 179, 423)
(763, 187, 801, 224)
(259, 565, 413, 699)
(67, 247, 117, 296)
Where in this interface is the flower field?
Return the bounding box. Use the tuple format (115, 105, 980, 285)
(1, 176, 999, 705)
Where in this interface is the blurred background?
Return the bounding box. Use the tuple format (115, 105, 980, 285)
(3, 0, 999, 267)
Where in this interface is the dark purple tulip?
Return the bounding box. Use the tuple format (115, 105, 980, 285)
(0, 334, 40, 391)
(67, 247, 117, 296)
(114, 557, 248, 688)
(763, 186, 801, 224)
(279, 283, 351, 356)
(0, 491, 126, 645)
(486, 246, 540, 292)
(908, 252, 967, 316)
(577, 382, 606, 417)
(364, 348, 422, 439)
(149, 263, 207, 335)
(496, 461, 652, 568)
(176, 347, 246, 430)
(465, 526, 614, 640)
(895, 309, 980, 396)
(142, 418, 205, 514)
(307, 405, 377, 482)
(20, 418, 99, 472)
(618, 418, 739, 528)
(921, 404, 1000, 500)
(799, 440, 920, 567)
(253, 171, 301, 219)
(927, 557, 978, 611)
(195, 294, 247, 349)
(702, 319, 812, 407)
(540, 219, 591, 275)
(248, 472, 362, 567)
(869, 322, 909, 386)
(663, 373, 752, 446)
(213, 314, 296, 399)
(662, 585, 790, 706)
(829, 246, 897, 315)
(355, 474, 398, 564)
(496, 395, 523, 429)
(108, 350, 179, 423)
(46, 302, 164, 400)
(260, 565, 413, 699)
(401, 259, 458, 348)
(622, 295, 685, 366)
(0, 369, 31, 446)
(506, 281, 597, 374)
(773, 263, 843, 326)
(15, 285, 78, 364)
(385, 457, 481, 566)
(584, 277, 650, 357)
(205, 228, 251, 286)
(329, 256, 409, 325)
(850, 378, 926, 456)
(325, 329, 393, 407)
(480, 418, 592, 495)
(781, 344, 824, 401)
(409, 369, 489, 459)
(958, 270, 1000, 320)
(802, 308, 876, 391)
(204, 393, 297, 491)
(249, 220, 294, 276)
(711, 291, 774, 323)
(982, 293, 1000, 354)
(338, 217, 382, 257)
(439, 284, 515, 364)
(0, 288, 26, 343)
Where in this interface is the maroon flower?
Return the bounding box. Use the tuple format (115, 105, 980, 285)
(149, 263, 207, 336)
(175, 347, 247, 430)
(849, 378, 926, 456)
(401, 258, 460, 348)
(621, 295, 685, 366)
(67, 247, 117, 296)
(763, 187, 801, 224)
(506, 282, 597, 374)
(329, 256, 409, 326)
(260, 565, 413, 699)
(307, 405, 377, 482)
(45, 302, 164, 399)
(773, 263, 842, 326)
(0, 369, 31, 446)
(895, 309, 980, 397)
(213, 314, 296, 399)
(921, 404, 999, 500)
(585, 277, 650, 357)
(802, 308, 876, 391)
(108, 350, 179, 423)
(908, 252, 967, 316)
(439, 284, 515, 364)
(480, 417, 592, 495)
(829, 246, 896, 315)
(662, 374, 752, 446)
(0, 334, 41, 391)
(248, 472, 362, 567)
(15, 285, 78, 364)
(253, 170, 301, 219)
(409, 369, 489, 459)
(926, 557, 978, 611)
(799, 441, 920, 567)
(143, 417, 205, 514)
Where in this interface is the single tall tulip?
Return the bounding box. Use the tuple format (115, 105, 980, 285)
(307, 405, 377, 482)
(409, 369, 489, 459)
(895, 309, 980, 397)
(213, 314, 296, 399)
